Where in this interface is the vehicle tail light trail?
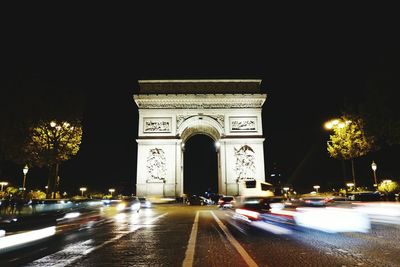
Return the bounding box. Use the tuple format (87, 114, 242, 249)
(235, 208, 260, 220)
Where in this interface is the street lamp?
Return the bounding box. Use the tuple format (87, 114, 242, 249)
(109, 188, 115, 196)
(313, 185, 320, 193)
(22, 164, 29, 190)
(346, 182, 354, 191)
(80, 187, 87, 197)
(371, 161, 378, 187)
(0, 181, 8, 191)
(283, 187, 290, 198)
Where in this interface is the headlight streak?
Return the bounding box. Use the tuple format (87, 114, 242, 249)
(294, 207, 370, 233)
(116, 203, 127, 211)
(352, 202, 400, 224)
(130, 202, 141, 211)
(235, 208, 260, 220)
(62, 212, 81, 219)
(0, 226, 56, 251)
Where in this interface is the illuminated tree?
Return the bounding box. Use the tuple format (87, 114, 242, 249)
(24, 120, 82, 198)
(6, 186, 19, 195)
(27, 190, 47, 200)
(378, 180, 400, 194)
(326, 116, 374, 187)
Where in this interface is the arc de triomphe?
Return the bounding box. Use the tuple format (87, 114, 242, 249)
(133, 80, 267, 197)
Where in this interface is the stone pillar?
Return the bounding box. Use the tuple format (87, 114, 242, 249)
(136, 139, 178, 197)
(222, 138, 265, 196)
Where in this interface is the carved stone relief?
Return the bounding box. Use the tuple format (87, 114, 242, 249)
(176, 115, 193, 129)
(176, 114, 224, 131)
(234, 145, 256, 180)
(137, 101, 265, 109)
(208, 115, 225, 129)
(146, 148, 167, 182)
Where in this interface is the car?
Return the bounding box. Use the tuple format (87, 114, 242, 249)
(186, 195, 210, 206)
(138, 197, 152, 208)
(232, 196, 296, 234)
(206, 193, 223, 204)
(202, 196, 214, 205)
(115, 196, 141, 212)
(217, 196, 235, 209)
(300, 196, 332, 206)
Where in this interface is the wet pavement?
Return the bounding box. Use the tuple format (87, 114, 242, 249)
(1, 204, 400, 267)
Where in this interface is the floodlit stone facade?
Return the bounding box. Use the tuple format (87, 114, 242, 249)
(133, 80, 267, 197)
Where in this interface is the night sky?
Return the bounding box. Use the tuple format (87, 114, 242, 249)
(1, 7, 399, 195)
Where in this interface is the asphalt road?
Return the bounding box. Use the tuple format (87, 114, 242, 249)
(1, 204, 400, 267)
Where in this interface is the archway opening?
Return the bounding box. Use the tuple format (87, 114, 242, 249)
(184, 134, 218, 196)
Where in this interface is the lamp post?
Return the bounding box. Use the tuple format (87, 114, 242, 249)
(80, 187, 87, 197)
(283, 187, 290, 199)
(0, 182, 8, 191)
(109, 188, 115, 196)
(371, 161, 378, 187)
(346, 182, 354, 192)
(22, 164, 29, 190)
(313, 185, 320, 193)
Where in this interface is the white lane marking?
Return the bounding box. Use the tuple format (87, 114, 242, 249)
(182, 211, 200, 267)
(25, 213, 167, 267)
(210, 211, 260, 267)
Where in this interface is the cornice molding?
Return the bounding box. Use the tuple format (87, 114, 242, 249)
(134, 94, 267, 109)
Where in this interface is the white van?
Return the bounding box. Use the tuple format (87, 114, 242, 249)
(240, 179, 274, 197)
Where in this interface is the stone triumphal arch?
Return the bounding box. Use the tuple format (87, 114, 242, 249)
(133, 80, 267, 197)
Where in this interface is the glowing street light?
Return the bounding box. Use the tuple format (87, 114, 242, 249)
(22, 164, 29, 190)
(325, 118, 351, 131)
(283, 187, 290, 198)
(313, 185, 320, 193)
(346, 182, 354, 190)
(80, 187, 87, 197)
(109, 188, 115, 196)
(0, 181, 8, 191)
(283, 187, 290, 192)
(371, 161, 378, 187)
